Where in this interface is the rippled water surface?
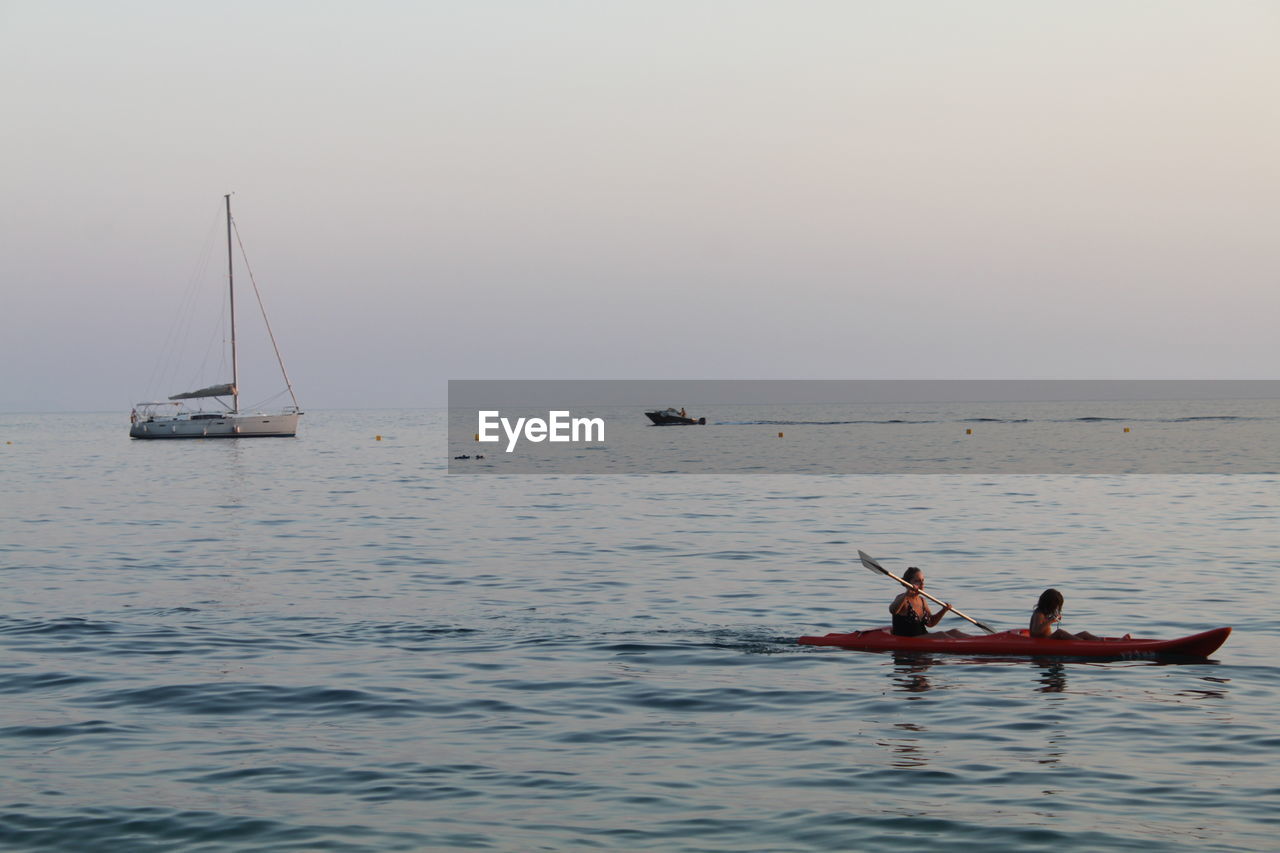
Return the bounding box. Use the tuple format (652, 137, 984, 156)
(2, 409, 1277, 851)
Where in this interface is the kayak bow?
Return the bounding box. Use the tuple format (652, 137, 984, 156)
(797, 626, 1231, 659)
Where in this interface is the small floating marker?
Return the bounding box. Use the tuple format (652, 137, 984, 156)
(375, 435, 382, 441)
(1124, 427, 1130, 433)
(474, 433, 479, 441)
(966, 428, 973, 435)
(778, 432, 784, 438)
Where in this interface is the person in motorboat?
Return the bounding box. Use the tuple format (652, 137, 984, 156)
(889, 567, 968, 637)
(1029, 589, 1104, 641)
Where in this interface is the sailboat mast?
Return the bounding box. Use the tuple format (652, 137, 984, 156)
(226, 193, 239, 414)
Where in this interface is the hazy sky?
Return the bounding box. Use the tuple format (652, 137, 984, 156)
(3, 1, 1277, 412)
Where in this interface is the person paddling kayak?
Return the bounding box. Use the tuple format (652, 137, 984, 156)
(890, 567, 968, 637)
(1029, 589, 1103, 641)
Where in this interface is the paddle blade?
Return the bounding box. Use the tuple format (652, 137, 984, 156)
(858, 550, 889, 575)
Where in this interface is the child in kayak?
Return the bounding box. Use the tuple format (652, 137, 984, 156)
(1030, 589, 1102, 641)
(890, 567, 968, 637)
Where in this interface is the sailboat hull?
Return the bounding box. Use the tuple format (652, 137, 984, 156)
(129, 412, 300, 439)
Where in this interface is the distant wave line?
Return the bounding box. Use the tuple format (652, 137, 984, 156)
(711, 415, 1271, 426)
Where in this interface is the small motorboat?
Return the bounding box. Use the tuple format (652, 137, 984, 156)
(645, 408, 705, 425)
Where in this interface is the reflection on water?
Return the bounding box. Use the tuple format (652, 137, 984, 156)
(884, 656, 935, 766)
(891, 655, 1072, 695)
(1039, 733, 1068, 767)
(1177, 675, 1230, 701)
(891, 652, 935, 694)
(1036, 661, 1067, 693)
(879, 722, 931, 768)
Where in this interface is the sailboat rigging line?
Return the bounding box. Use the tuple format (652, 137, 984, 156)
(185, 312, 228, 397)
(232, 221, 301, 412)
(246, 388, 291, 410)
(143, 203, 224, 402)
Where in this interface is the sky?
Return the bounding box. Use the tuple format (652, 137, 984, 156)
(2, 1, 1277, 412)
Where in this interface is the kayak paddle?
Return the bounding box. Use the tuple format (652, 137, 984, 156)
(858, 549, 996, 634)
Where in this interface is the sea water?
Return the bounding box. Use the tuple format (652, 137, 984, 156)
(1, 406, 1277, 851)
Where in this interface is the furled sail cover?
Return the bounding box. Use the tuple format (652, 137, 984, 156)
(169, 383, 236, 400)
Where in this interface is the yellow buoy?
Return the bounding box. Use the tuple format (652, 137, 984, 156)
(375, 435, 382, 441)
(474, 433, 479, 441)
(1124, 427, 1130, 433)
(778, 432, 784, 438)
(966, 428, 972, 435)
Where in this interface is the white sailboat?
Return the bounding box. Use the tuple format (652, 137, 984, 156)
(129, 195, 302, 439)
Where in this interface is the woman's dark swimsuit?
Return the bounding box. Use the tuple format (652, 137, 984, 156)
(892, 606, 929, 637)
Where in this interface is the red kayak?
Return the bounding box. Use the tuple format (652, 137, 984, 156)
(797, 626, 1231, 659)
